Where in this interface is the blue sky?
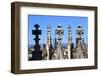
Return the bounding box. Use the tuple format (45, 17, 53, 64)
(28, 15, 88, 45)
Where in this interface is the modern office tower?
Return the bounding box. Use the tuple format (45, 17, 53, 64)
(67, 24, 74, 59)
(53, 24, 64, 59)
(75, 25, 84, 58)
(46, 25, 52, 60)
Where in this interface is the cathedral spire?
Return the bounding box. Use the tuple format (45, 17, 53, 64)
(67, 24, 73, 59)
(75, 25, 84, 58)
(53, 24, 64, 59)
(46, 24, 52, 60)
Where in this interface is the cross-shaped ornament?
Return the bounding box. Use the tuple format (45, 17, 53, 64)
(30, 24, 42, 60)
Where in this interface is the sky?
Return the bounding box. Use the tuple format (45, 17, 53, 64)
(28, 15, 88, 46)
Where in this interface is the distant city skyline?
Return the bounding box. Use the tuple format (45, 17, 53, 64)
(28, 15, 88, 46)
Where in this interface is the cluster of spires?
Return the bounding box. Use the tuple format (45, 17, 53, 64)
(29, 24, 87, 60)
